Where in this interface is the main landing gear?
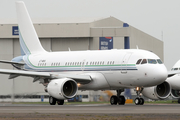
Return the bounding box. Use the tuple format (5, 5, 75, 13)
(110, 89, 126, 105)
(49, 96, 64, 105)
(134, 87, 144, 105)
(178, 98, 180, 104)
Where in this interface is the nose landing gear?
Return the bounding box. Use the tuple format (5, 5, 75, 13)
(134, 87, 144, 105)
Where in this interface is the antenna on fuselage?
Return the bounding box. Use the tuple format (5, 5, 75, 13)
(136, 45, 139, 49)
(68, 47, 71, 51)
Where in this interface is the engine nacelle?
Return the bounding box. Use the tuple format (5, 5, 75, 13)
(142, 81, 171, 100)
(171, 89, 180, 99)
(47, 78, 78, 100)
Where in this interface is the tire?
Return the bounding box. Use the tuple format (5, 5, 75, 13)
(134, 98, 140, 105)
(178, 98, 180, 104)
(139, 98, 144, 105)
(49, 96, 56, 105)
(57, 100, 64, 105)
(118, 96, 126, 105)
(110, 95, 118, 105)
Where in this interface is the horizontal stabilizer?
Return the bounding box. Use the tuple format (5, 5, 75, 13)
(0, 60, 24, 65)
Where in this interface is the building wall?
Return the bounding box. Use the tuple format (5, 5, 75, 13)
(51, 38, 90, 51)
(34, 23, 90, 38)
(130, 27, 163, 61)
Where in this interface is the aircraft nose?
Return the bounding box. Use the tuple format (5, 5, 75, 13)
(155, 65, 168, 84)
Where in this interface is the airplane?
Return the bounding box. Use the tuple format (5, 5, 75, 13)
(0, 1, 169, 105)
(142, 60, 180, 103)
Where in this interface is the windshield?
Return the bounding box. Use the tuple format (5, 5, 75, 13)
(136, 59, 142, 64)
(136, 59, 163, 65)
(157, 59, 163, 64)
(148, 59, 157, 64)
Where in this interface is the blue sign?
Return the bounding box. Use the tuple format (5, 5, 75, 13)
(99, 37, 113, 50)
(41, 95, 44, 102)
(12, 26, 19, 35)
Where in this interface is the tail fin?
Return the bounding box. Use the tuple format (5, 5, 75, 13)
(16, 1, 46, 55)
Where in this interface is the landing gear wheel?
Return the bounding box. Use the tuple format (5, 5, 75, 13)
(49, 96, 56, 105)
(110, 95, 118, 105)
(118, 96, 126, 105)
(178, 98, 180, 104)
(139, 98, 144, 105)
(57, 100, 64, 105)
(134, 98, 140, 105)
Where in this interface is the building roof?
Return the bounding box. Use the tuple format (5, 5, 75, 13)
(0, 17, 114, 24)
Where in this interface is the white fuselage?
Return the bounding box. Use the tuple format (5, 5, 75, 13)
(166, 74, 180, 90)
(166, 59, 180, 90)
(16, 49, 167, 90)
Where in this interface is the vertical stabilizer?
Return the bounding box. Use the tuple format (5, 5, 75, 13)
(16, 1, 46, 55)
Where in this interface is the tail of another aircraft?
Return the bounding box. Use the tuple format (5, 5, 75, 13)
(16, 1, 46, 55)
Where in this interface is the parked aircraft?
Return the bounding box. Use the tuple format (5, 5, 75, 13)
(167, 60, 180, 103)
(0, 1, 169, 105)
(142, 60, 180, 103)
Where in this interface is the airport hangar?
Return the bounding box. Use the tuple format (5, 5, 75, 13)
(0, 16, 163, 101)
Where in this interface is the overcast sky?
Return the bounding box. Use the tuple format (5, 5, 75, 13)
(0, 0, 180, 70)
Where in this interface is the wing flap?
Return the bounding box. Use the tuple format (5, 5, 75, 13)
(52, 74, 92, 84)
(0, 60, 24, 65)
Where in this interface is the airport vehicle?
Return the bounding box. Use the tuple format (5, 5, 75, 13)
(0, 1, 168, 105)
(142, 60, 180, 103)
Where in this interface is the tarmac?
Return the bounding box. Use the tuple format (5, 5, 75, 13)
(0, 103, 179, 119)
(0, 103, 179, 113)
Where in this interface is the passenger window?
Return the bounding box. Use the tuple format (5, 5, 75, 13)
(157, 59, 163, 64)
(141, 59, 147, 64)
(136, 59, 142, 64)
(148, 59, 157, 64)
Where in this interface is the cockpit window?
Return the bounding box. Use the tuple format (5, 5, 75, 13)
(148, 59, 157, 64)
(136, 59, 142, 64)
(157, 59, 163, 64)
(141, 59, 147, 64)
(174, 68, 178, 70)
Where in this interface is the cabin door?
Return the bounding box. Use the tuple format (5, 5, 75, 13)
(121, 53, 132, 74)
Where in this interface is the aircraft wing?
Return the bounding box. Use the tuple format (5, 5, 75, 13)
(0, 69, 91, 84)
(168, 70, 180, 77)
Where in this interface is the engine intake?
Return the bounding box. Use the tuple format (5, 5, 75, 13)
(171, 89, 180, 99)
(142, 81, 171, 100)
(155, 81, 171, 99)
(47, 78, 78, 100)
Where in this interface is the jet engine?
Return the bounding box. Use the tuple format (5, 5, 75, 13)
(47, 78, 78, 100)
(142, 81, 171, 100)
(171, 89, 180, 99)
